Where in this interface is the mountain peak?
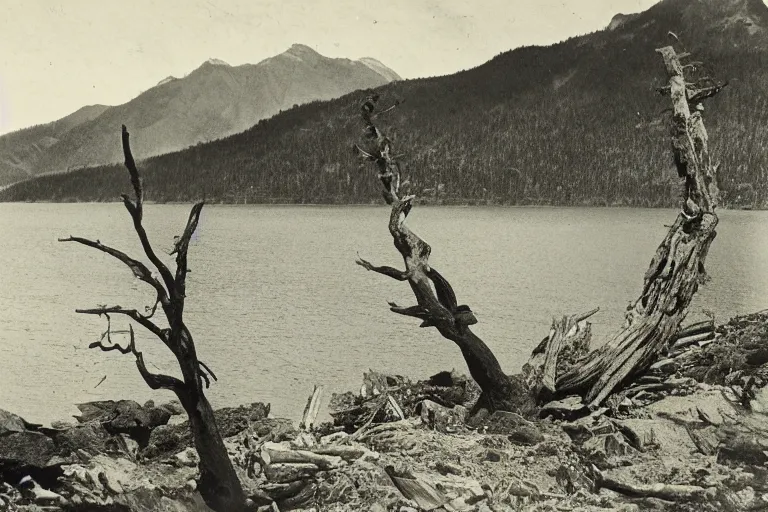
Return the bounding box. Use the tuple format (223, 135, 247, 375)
(607, 12, 639, 30)
(284, 44, 322, 59)
(157, 76, 177, 86)
(204, 58, 230, 67)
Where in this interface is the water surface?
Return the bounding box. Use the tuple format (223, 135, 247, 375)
(1, 204, 766, 424)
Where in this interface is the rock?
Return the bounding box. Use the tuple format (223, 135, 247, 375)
(0, 431, 59, 474)
(0, 409, 29, 435)
(540, 395, 587, 420)
(174, 447, 199, 468)
(554, 463, 593, 494)
(117, 433, 140, 459)
(751, 387, 768, 415)
(18, 475, 66, 505)
(717, 430, 768, 466)
(582, 433, 636, 467)
(507, 425, 545, 446)
(143, 403, 276, 459)
(160, 400, 186, 416)
(477, 410, 534, 434)
(434, 461, 463, 476)
(485, 449, 502, 462)
(616, 418, 696, 454)
(265, 463, 320, 483)
(74, 400, 171, 446)
(51, 422, 112, 456)
(418, 400, 468, 432)
(100, 470, 125, 494)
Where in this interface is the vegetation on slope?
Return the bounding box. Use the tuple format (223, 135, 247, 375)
(2, 0, 768, 207)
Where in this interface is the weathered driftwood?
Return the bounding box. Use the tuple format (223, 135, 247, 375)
(59, 126, 250, 512)
(593, 466, 714, 502)
(300, 385, 324, 431)
(524, 308, 598, 399)
(355, 94, 533, 415)
(554, 46, 724, 408)
(261, 444, 343, 470)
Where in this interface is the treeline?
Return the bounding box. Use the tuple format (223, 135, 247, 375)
(3, 0, 768, 207)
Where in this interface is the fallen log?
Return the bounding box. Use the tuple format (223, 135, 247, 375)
(669, 331, 715, 352)
(673, 319, 715, 340)
(261, 445, 343, 470)
(593, 466, 714, 502)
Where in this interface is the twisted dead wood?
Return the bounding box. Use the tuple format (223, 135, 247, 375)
(355, 94, 534, 415)
(59, 126, 251, 512)
(555, 46, 724, 408)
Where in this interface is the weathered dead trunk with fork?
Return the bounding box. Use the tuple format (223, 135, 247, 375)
(59, 126, 252, 511)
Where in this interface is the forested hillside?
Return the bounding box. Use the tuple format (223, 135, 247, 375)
(3, 0, 768, 207)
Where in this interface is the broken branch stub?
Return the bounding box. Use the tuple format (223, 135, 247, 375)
(354, 93, 533, 415)
(555, 46, 723, 408)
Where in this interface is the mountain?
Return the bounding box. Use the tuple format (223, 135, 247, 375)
(0, 44, 400, 187)
(0, 104, 110, 185)
(3, 0, 768, 207)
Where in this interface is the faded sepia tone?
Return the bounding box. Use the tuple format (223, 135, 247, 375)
(1, 1, 767, 511)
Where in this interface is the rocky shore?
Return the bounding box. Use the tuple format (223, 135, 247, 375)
(1, 311, 767, 512)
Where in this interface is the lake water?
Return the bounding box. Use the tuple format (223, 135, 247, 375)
(1, 204, 767, 425)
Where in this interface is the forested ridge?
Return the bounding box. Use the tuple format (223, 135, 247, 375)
(3, 0, 768, 207)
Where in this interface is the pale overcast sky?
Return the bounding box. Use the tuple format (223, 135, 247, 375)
(0, 0, 661, 134)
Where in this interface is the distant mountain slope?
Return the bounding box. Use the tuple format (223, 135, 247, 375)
(3, 0, 768, 207)
(0, 44, 399, 186)
(0, 105, 109, 186)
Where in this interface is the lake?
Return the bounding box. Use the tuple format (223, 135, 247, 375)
(1, 204, 766, 425)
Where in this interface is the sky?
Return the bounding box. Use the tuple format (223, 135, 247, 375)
(0, 0, 662, 135)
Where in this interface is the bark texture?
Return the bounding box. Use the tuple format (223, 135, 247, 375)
(554, 46, 725, 408)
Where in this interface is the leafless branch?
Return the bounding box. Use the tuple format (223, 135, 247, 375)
(59, 236, 169, 305)
(76, 306, 166, 342)
(120, 125, 177, 299)
(89, 324, 183, 392)
(355, 255, 410, 281)
(173, 201, 205, 290)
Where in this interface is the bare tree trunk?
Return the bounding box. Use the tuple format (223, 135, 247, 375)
(355, 96, 534, 415)
(355, 44, 727, 415)
(553, 45, 726, 408)
(60, 126, 251, 512)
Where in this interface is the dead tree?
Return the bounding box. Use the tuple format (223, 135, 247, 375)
(59, 126, 251, 512)
(354, 95, 535, 415)
(355, 44, 726, 415)
(551, 45, 725, 407)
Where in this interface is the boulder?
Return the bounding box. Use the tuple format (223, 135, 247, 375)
(75, 400, 171, 446)
(540, 395, 588, 420)
(582, 433, 636, 468)
(51, 423, 112, 457)
(418, 400, 468, 432)
(507, 425, 545, 446)
(142, 403, 276, 459)
(0, 409, 29, 435)
(0, 431, 61, 483)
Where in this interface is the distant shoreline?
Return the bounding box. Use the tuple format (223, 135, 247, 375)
(1, 200, 764, 211)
